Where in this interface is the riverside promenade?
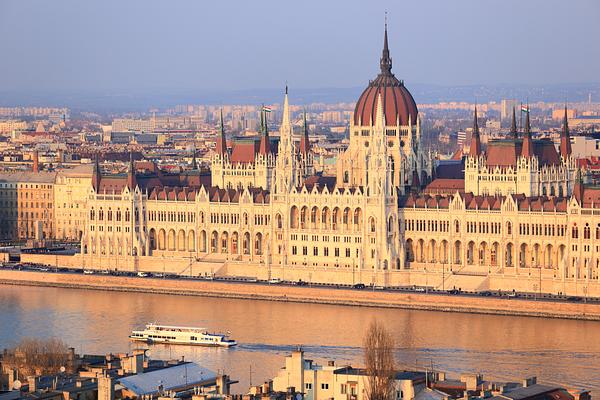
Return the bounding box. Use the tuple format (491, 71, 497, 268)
(1, 269, 600, 321)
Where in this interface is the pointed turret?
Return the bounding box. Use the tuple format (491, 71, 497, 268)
(216, 109, 227, 155)
(469, 106, 481, 156)
(380, 18, 392, 76)
(521, 106, 534, 158)
(574, 167, 584, 201)
(282, 85, 291, 130)
(92, 154, 102, 191)
(560, 105, 572, 158)
(299, 110, 311, 155)
(191, 148, 198, 170)
(258, 108, 271, 155)
(126, 152, 137, 190)
(411, 168, 421, 192)
(510, 106, 518, 139)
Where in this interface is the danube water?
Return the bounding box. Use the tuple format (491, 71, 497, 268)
(0, 285, 598, 391)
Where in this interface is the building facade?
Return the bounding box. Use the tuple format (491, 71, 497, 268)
(71, 26, 600, 296)
(0, 171, 57, 242)
(54, 164, 93, 241)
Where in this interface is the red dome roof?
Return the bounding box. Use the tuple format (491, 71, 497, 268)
(353, 26, 418, 127)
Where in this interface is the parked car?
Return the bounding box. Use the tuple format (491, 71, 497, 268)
(478, 290, 493, 296)
(83, 269, 94, 275)
(353, 283, 366, 289)
(295, 280, 308, 286)
(268, 278, 282, 284)
(137, 272, 149, 277)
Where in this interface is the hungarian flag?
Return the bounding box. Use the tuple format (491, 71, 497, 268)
(521, 105, 529, 113)
(262, 106, 272, 113)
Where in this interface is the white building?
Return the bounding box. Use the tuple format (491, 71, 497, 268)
(271, 350, 427, 400)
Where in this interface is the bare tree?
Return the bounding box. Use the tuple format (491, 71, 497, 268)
(2, 337, 70, 376)
(363, 320, 396, 400)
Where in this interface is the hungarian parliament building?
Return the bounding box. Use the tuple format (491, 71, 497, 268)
(77, 27, 599, 295)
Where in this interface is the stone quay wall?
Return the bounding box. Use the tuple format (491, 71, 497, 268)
(9, 252, 600, 299)
(1, 269, 600, 321)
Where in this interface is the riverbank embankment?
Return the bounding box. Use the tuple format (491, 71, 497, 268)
(1, 269, 599, 321)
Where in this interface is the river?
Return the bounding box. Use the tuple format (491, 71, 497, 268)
(0, 284, 598, 391)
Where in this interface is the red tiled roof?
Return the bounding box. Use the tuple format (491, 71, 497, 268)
(354, 83, 418, 126)
(424, 178, 464, 195)
(230, 140, 259, 163)
(486, 139, 560, 167)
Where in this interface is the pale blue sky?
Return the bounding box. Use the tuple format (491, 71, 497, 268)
(0, 0, 599, 93)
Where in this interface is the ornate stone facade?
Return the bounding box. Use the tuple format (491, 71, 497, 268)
(76, 26, 600, 296)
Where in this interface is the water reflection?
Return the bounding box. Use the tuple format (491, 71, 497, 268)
(0, 285, 598, 391)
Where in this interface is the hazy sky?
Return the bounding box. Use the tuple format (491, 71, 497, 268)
(1, 0, 599, 93)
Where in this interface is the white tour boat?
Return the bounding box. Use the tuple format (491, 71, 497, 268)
(129, 323, 237, 347)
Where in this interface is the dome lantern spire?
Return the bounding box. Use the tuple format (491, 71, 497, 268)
(380, 14, 392, 76)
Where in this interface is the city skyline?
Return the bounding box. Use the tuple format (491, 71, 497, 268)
(0, 0, 599, 96)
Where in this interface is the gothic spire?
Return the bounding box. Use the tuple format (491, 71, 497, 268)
(299, 109, 311, 155)
(126, 152, 137, 190)
(560, 105, 572, 158)
(524, 105, 531, 135)
(191, 147, 198, 170)
(510, 106, 518, 139)
(216, 108, 227, 155)
(469, 105, 481, 156)
(258, 107, 271, 155)
(92, 153, 101, 191)
(281, 87, 291, 132)
(380, 16, 392, 76)
(521, 105, 534, 158)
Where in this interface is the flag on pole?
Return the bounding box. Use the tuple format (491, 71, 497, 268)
(262, 106, 272, 113)
(521, 104, 529, 113)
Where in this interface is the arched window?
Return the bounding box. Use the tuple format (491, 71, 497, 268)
(506, 221, 512, 235)
(454, 220, 460, 233)
(370, 217, 376, 233)
(572, 224, 579, 239)
(584, 223, 591, 239)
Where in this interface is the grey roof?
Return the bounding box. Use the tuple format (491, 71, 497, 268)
(333, 367, 424, 381)
(415, 388, 449, 400)
(118, 362, 216, 396)
(0, 171, 57, 183)
(488, 384, 561, 400)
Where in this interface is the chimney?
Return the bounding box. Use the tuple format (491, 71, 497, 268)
(27, 376, 40, 392)
(522, 377, 537, 387)
(98, 374, 115, 400)
(32, 151, 39, 173)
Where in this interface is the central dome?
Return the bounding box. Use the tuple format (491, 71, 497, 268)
(353, 25, 418, 127)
